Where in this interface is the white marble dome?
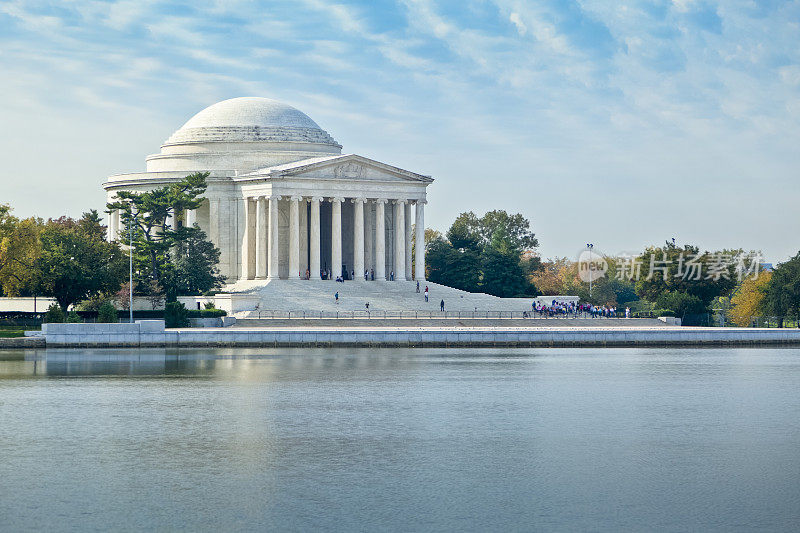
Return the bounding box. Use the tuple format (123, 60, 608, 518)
(165, 97, 340, 146)
(146, 97, 341, 173)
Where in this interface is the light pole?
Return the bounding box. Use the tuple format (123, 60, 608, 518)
(586, 243, 594, 298)
(128, 210, 137, 324)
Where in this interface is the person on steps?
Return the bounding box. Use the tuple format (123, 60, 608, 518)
(440, 299, 445, 312)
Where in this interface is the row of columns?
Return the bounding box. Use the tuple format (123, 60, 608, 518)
(242, 196, 426, 282)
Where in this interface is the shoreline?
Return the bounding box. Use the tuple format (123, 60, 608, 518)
(8, 324, 800, 349)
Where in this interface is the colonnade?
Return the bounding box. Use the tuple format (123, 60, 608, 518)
(241, 196, 425, 282)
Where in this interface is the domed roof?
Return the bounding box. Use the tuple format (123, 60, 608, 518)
(164, 97, 340, 148)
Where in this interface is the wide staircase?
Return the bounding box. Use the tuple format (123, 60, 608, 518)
(226, 279, 540, 318)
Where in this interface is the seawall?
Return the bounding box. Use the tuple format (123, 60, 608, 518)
(38, 322, 800, 348)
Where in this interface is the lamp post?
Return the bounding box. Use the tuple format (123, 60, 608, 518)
(128, 210, 137, 324)
(586, 243, 594, 298)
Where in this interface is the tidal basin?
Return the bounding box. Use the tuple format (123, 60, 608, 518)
(2, 348, 799, 532)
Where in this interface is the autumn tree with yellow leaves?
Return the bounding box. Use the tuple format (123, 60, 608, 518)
(729, 272, 772, 326)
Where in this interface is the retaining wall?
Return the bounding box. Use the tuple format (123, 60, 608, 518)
(41, 323, 800, 347)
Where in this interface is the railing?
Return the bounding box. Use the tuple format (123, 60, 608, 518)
(249, 310, 629, 320)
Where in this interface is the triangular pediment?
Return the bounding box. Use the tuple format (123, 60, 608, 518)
(260, 154, 433, 183)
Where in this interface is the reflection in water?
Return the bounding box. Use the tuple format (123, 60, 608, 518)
(1, 347, 799, 531)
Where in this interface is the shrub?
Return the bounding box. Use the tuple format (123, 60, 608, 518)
(165, 301, 189, 328)
(45, 304, 65, 324)
(67, 310, 82, 323)
(655, 291, 706, 317)
(203, 301, 216, 310)
(651, 308, 676, 317)
(97, 302, 119, 323)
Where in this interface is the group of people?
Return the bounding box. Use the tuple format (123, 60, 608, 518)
(527, 300, 619, 318)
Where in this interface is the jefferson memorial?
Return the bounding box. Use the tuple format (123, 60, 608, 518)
(104, 97, 431, 285)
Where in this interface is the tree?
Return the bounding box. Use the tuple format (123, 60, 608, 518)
(729, 272, 772, 327)
(429, 210, 539, 296)
(655, 291, 706, 323)
(32, 213, 127, 312)
(161, 226, 225, 300)
(447, 214, 481, 251)
(530, 257, 577, 296)
(115, 281, 135, 311)
(164, 301, 189, 328)
(635, 242, 737, 308)
(449, 210, 538, 252)
(762, 252, 800, 326)
(97, 301, 119, 323)
(426, 235, 480, 292)
(45, 303, 65, 324)
(480, 228, 533, 297)
(477, 210, 538, 251)
(143, 279, 165, 310)
(107, 172, 209, 284)
(0, 204, 42, 296)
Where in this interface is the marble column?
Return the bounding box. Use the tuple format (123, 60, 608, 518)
(255, 197, 267, 279)
(364, 202, 374, 272)
(374, 199, 387, 280)
(184, 208, 196, 228)
(404, 202, 412, 280)
(331, 197, 344, 279)
(268, 195, 281, 279)
(415, 200, 426, 280)
(166, 209, 176, 232)
(352, 198, 366, 280)
(289, 195, 301, 279)
(309, 197, 321, 280)
(241, 198, 254, 280)
(107, 209, 118, 242)
(209, 198, 220, 245)
(393, 200, 406, 281)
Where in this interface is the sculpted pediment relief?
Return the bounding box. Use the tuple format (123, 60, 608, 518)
(289, 164, 412, 182)
(334, 162, 365, 179)
(269, 154, 432, 183)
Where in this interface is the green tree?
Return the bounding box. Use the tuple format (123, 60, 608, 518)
(477, 210, 539, 251)
(162, 227, 225, 300)
(97, 301, 119, 323)
(449, 210, 539, 252)
(635, 242, 737, 308)
(45, 303, 65, 323)
(655, 291, 706, 324)
(762, 252, 800, 326)
(430, 210, 539, 296)
(426, 235, 481, 292)
(446, 213, 482, 251)
(107, 172, 209, 284)
(480, 228, 533, 297)
(164, 301, 189, 328)
(33, 213, 127, 312)
(0, 204, 42, 296)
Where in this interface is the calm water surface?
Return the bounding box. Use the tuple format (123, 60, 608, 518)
(1, 347, 799, 532)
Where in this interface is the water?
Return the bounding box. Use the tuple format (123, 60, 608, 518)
(1, 347, 799, 532)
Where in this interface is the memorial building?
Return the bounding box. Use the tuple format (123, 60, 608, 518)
(104, 97, 432, 285)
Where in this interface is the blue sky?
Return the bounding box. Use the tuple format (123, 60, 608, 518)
(1, 0, 799, 262)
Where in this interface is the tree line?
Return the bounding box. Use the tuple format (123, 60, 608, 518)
(424, 213, 800, 326)
(0, 173, 223, 313)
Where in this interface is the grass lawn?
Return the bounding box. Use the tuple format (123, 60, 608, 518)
(0, 330, 25, 338)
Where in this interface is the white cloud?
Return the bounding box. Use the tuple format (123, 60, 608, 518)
(509, 12, 527, 36)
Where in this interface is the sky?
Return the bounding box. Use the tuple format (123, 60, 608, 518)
(1, 0, 799, 263)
